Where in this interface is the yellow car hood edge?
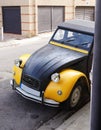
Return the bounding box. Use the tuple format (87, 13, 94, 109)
(50, 41, 88, 54)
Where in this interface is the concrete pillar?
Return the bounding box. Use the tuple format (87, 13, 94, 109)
(90, 0, 101, 130)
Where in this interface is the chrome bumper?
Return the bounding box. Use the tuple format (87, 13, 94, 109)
(10, 79, 59, 107)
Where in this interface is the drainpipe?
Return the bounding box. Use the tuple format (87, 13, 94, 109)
(1, 26, 4, 41)
(90, 0, 101, 130)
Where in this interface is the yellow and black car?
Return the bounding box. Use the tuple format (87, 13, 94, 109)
(10, 20, 94, 109)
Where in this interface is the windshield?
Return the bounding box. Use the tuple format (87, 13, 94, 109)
(52, 28, 93, 51)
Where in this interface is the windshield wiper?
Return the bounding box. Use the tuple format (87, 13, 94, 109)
(65, 37, 75, 42)
(81, 41, 90, 45)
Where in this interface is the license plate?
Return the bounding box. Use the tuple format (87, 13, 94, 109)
(20, 84, 40, 97)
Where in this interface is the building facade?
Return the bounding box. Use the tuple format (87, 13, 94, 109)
(0, 0, 95, 37)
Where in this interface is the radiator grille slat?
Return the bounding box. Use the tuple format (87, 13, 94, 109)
(22, 75, 40, 90)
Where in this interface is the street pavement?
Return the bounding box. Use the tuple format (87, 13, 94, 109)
(56, 103, 90, 130)
(0, 33, 90, 130)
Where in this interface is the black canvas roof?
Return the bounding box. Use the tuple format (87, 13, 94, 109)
(58, 19, 94, 35)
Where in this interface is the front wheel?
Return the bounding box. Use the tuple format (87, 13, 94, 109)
(64, 81, 82, 110)
(70, 84, 81, 108)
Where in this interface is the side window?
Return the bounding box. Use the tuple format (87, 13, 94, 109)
(53, 29, 65, 41)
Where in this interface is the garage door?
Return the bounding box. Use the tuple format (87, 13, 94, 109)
(38, 6, 64, 33)
(52, 7, 64, 30)
(75, 7, 95, 21)
(2, 6, 21, 34)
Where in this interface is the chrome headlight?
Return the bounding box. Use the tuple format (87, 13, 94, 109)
(14, 59, 22, 67)
(51, 73, 60, 83)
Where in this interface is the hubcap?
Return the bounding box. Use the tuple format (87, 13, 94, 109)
(70, 86, 81, 108)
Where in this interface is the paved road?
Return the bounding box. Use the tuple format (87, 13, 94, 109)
(0, 79, 89, 130)
(0, 80, 61, 130)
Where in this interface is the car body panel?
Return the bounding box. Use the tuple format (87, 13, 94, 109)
(22, 43, 87, 91)
(13, 65, 22, 85)
(19, 54, 31, 68)
(23, 43, 87, 79)
(13, 54, 31, 85)
(44, 69, 89, 102)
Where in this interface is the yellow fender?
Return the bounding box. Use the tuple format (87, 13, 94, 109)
(44, 69, 89, 102)
(13, 54, 31, 85)
(19, 54, 31, 68)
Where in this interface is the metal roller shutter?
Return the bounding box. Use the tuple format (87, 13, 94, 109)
(52, 7, 64, 31)
(38, 6, 64, 33)
(2, 6, 21, 34)
(75, 7, 95, 21)
(85, 7, 95, 21)
(38, 7, 51, 33)
(75, 7, 84, 19)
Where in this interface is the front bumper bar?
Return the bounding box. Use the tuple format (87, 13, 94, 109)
(10, 79, 59, 107)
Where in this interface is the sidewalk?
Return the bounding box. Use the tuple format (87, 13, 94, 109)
(56, 103, 90, 130)
(0, 32, 53, 48)
(0, 33, 22, 47)
(0, 36, 38, 48)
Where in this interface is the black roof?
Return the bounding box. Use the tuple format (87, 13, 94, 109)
(58, 19, 95, 35)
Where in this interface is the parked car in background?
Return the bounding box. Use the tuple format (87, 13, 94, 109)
(10, 19, 94, 109)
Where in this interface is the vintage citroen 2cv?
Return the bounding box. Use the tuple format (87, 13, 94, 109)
(10, 20, 94, 109)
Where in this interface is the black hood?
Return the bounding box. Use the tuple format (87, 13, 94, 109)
(23, 44, 87, 81)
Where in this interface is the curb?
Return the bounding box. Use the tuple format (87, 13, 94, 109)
(56, 103, 90, 130)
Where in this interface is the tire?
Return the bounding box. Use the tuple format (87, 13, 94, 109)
(64, 81, 82, 110)
(69, 83, 81, 108)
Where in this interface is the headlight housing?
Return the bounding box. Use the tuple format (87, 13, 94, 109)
(51, 73, 60, 83)
(14, 59, 22, 67)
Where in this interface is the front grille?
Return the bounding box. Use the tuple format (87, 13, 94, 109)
(22, 75, 40, 90)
